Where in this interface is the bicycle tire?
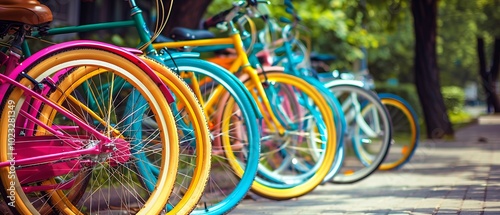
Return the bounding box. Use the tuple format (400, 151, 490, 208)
(139, 57, 212, 214)
(162, 58, 261, 215)
(47, 56, 212, 215)
(0, 48, 178, 214)
(325, 83, 391, 184)
(377, 93, 419, 170)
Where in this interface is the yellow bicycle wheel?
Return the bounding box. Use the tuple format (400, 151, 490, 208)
(378, 96, 418, 170)
(223, 71, 337, 200)
(141, 57, 211, 215)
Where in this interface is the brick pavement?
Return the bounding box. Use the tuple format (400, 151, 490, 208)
(0, 124, 498, 214)
(231, 124, 500, 215)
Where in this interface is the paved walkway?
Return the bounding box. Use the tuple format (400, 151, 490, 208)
(231, 123, 500, 215)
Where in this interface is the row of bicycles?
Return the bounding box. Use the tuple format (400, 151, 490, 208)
(0, 0, 419, 214)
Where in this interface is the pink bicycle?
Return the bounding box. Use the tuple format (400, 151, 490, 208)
(0, 1, 180, 214)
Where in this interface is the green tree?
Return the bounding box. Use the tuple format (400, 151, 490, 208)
(437, 0, 483, 87)
(198, 0, 500, 138)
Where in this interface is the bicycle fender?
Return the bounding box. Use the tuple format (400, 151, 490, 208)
(174, 59, 263, 118)
(12, 40, 174, 103)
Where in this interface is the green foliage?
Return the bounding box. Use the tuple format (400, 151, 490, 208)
(367, 0, 500, 90)
(206, 0, 379, 70)
(476, 0, 500, 37)
(437, 0, 484, 87)
(274, 0, 379, 69)
(441, 86, 466, 113)
(367, 13, 414, 83)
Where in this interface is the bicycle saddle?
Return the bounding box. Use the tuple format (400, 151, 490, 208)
(169, 27, 215, 41)
(0, 0, 53, 25)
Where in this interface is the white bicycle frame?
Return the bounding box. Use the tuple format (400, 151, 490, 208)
(324, 79, 382, 138)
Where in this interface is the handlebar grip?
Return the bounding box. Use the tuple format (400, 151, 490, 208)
(284, 1, 294, 10)
(279, 17, 292, 24)
(257, 3, 271, 16)
(203, 7, 233, 29)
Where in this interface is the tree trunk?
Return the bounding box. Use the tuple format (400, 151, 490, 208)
(411, 0, 454, 139)
(161, 0, 213, 35)
(478, 38, 500, 112)
(491, 39, 500, 79)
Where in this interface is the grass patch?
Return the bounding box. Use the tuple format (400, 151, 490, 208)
(449, 109, 473, 130)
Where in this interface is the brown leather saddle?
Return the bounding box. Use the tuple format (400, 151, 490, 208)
(0, 0, 53, 25)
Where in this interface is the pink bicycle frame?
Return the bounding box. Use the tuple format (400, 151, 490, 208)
(0, 40, 174, 171)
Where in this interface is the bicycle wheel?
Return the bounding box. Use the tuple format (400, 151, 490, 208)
(162, 58, 261, 215)
(378, 93, 419, 170)
(324, 82, 392, 184)
(140, 57, 212, 214)
(0, 48, 178, 214)
(237, 71, 337, 200)
(257, 67, 345, 185)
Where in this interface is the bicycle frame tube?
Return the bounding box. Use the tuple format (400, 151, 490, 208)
(0, 73, 112, 141)
(0, 73, 107, 169)
(155, 32, 286, 134)
(340, 93, 379, 137)
(0, 139, 99, 168)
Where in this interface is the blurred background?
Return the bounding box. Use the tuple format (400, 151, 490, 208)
(38, 0, 500, 139)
